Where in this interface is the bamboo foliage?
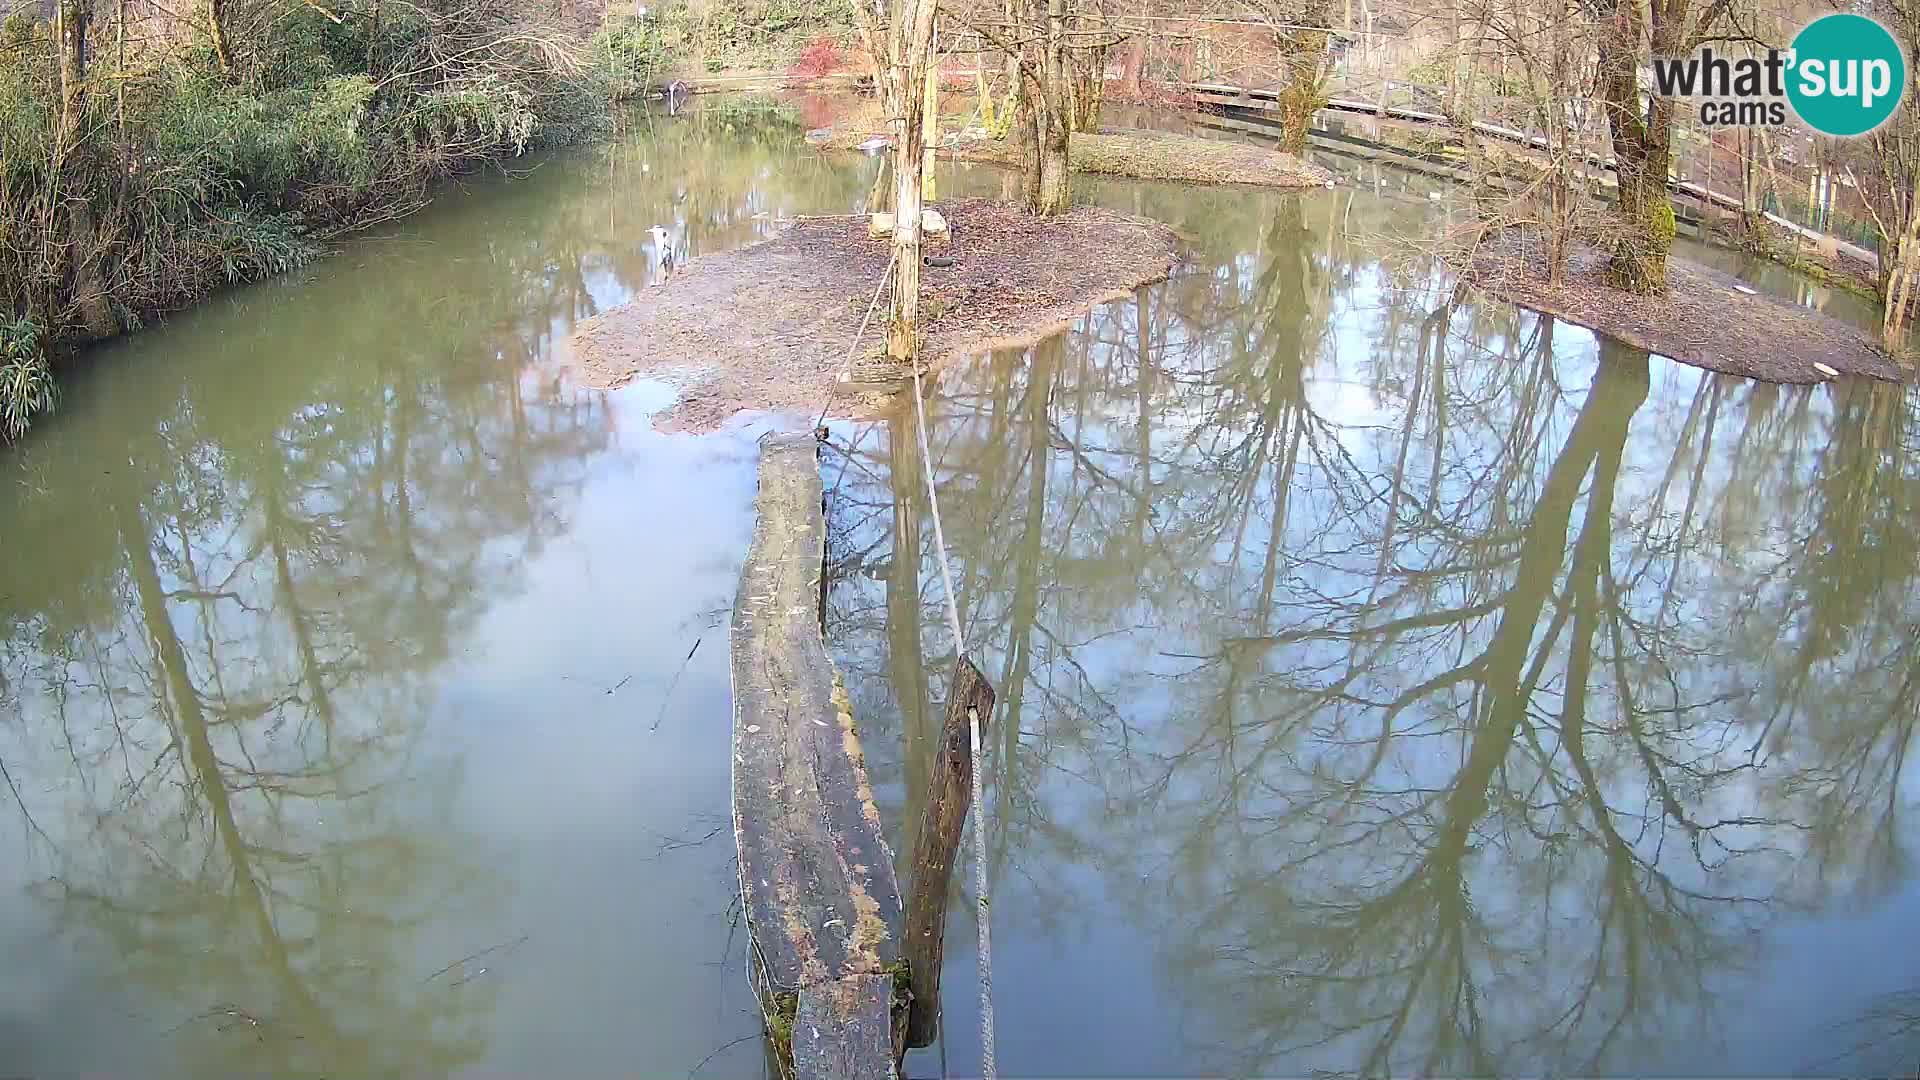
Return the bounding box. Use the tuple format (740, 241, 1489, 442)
(0, 0, 613, 434)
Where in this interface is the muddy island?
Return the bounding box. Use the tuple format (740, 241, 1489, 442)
(572, 199, 1180, 431)
(817, 123, 1335, 190)
(1469, 236, 1909, 384)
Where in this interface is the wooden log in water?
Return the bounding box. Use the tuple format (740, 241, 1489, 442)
(900, 656, 996, 1049)
(732, 433, 905, 1080)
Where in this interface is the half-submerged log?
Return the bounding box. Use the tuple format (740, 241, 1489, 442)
(901, 657, 996, 1049)
(732, 433, 905, 1079)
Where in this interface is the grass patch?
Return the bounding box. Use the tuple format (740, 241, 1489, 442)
(1057, 130, 1333, 187)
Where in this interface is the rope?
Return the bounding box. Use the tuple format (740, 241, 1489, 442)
(907, 341, 997, 1080)
(807, 202, 997, 1075)
(813, 245, 903, 435)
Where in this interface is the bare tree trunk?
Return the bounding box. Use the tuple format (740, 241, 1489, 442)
(1885, 183, 1920, 346)
(852, 0, 901, 122)
(1459, 0, 1493, 125)
(1740, 126, 1764, 238)
(52, 1, 86, 170)
(1703, 120, 1712, 198)
(1068, 4, 1107, 132)
(889, 155, 926, 363)
(989, 0, 1066, 212)
(1446, 1, 1463, 115)
(209, 0, 234, 76)
(1010, 94, 1038, 205)
(115, 0, 125, 131)
(1597, 17, 1675, 293)
(1545, 0, 1573, 284)
(52, 0, 117, 338)
(1002, 0, 1023, 106)
(869, 152, 894, 213)
(1035, 117, 1069, 213)
(1004, 0, 1040, 208)
(1033, 0, 1071, 214)
(885, 0, 939, 362)
(369, 0, 382, 72)
(922, 30, 939, 202)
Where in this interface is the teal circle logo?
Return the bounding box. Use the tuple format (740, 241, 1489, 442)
(1786, 13, 1906, 137)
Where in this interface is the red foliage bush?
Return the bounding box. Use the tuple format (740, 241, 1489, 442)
(790, 36, 844, 80)
(793, 93, 842, 131)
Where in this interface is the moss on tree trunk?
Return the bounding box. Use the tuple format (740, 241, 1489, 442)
(1607, 174, 1676, 294)
(1274, 17, 1331, 157)
(1597, 26, 1677, 295)
(1032, 0, 1072, 215)
(1275, 74, 1324, 157)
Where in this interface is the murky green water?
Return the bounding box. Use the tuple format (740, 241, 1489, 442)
(829, 179, 1920, 1075)
(0, 99, 866, 1078)
(2, 97, 1914, 1077)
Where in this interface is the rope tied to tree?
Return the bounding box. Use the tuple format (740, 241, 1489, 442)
(814, 195, 998, 1079)
(812, 243, 904, 435)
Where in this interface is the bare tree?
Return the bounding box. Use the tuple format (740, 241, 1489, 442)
(854, 0, 943, 359)
(1588, 0, 1737, 291)
(954, 0, 1080, 213)
(1254, 0, 1340, 154)
(1853, 0, 1920, 344)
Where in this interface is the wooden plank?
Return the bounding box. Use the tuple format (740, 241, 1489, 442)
(794, 975, 901, 1080)
(732, 433, 904, 1079)
(900, 657, 996, 1048)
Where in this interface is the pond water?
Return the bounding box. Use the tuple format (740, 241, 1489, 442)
(828, 163, 1920, 1074)
(0, 97, 1914, 1077)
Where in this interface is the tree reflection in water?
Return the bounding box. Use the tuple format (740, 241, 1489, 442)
(0, 237, 613, 1074)
(0, 99, 874, 1077)
(827, 186, 1920, 1075)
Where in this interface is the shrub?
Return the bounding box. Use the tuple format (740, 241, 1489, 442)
(3, 1, 607, 340)
(593, 16, 670, 101)
(138, 68, 382, 205)
(0, 0, 868, 440)
(0, 319, 55, 442)
(790, 36, 843, 81)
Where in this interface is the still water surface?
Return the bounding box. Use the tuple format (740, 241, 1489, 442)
(830, 166, 1920, 1076)
(0, 102, 841, 1077)
(1, 98, 1915, 1077)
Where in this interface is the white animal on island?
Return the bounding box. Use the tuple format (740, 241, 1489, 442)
(649, 225, 674, 280)
(867, 208, 949, 240)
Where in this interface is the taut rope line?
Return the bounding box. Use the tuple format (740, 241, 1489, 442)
(907, 340, 998, 1080)
(811, 220, 998, 1077)
(813, 243, 903, 435)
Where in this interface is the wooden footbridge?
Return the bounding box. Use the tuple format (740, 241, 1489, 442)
(1186, 81, 1877, 267)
